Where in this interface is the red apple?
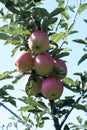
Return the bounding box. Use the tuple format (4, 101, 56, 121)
(14, 51, 33, 73)
(41, 77, 64, 100)
(53, 59, 67, 79)
(28, 30, 49, 54)
(34, 53, 54, 76)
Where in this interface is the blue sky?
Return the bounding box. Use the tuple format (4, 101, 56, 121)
(0, 0, 87, 130)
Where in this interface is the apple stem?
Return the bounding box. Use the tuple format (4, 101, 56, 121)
(49, 100, 61, 130)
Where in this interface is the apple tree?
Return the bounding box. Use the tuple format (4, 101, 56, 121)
(0, 0, 87, 130)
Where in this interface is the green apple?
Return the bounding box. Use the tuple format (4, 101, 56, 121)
(24, 77, 42, 96)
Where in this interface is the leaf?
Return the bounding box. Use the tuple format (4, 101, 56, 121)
(69, 30, 78, 35)
(62, 77, 75, 86)
(74, 103, 87, 112)
(33, 7, 49, 18)
(0, 33, 9, 40)
(68, 23, 74, 32)
(78, 4, 87, 14)
(78, 53, 87, 65)
(2, 85, 14, 90)
(11, 45, 19, 57)
(58, 52, 69, 58)
(73, 39, 87, 45)
(19, 105, 36, 112)
(0, 71, 13, 80)
(5, 3, 20, 14)
(84, 19, 87, 23)
(49, 8, 65, 17)
(12, 74, 24, 84)
(52, 32, 65, 43)
(76, 116, 82, 124)
(64, 124, 70, 130)
(37, 101, 48, 109)
(5, 96, 16, 107)
(41, 117, 49, 120)
(0, 89, 8, 96)
(42, 17, 58, 31)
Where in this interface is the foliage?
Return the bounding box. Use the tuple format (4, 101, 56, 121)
(0, 0, 87, 130)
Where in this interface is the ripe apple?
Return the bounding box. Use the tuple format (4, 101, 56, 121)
(28, 30, 49, 54)
(53, 59, 67, 79)
(41, 77, 64, 100)
(24, 77, 42, 96)
(34, 53, 54, 76)
(14, 51, 33, 73)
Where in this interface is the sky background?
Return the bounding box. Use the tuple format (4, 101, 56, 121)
(0, 0, 87, 130)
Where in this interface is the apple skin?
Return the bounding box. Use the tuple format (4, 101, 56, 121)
(28, 30, 49, 54)
(53, 59, 67, 79)
(30, 79, 42, 96)
(34, 53, 54, 76)
(24, 77, 42, 96)
(41, 77, 64, 100)
(14, 51, 33, 73)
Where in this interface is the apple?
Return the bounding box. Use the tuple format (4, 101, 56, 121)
(14, 51, 33, 73)
(53, 59, 67, 79)
(24, 77, 42, 96)
(41, 77, 64, 100)
(28, 30, 49, 54)
(30, 78, 42, 96)
(34, 53, 54, 76)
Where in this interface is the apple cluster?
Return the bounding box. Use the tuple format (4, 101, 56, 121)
(14, 30, 67, 100)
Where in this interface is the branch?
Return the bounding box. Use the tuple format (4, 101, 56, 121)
(60, 96, 81, 128)
(49, 100, 61, 130)
(0, 102, 32, 129)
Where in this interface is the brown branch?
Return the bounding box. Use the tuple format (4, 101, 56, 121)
(49, 100, 61, 130)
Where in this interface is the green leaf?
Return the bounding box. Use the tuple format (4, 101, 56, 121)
(42, 17, 58, 31)
(76, 116, 82, 124)
(5, 3, 20, 14)
(12, 74, 24, 84)
(58, 52, 69, 58)
(73, 39, 87, 45)
(19, 105, 36, 112)
(84, 19, 87, 23)
(2, 85, 14, 90)
(5, 96, 16, 107)
(78, 53, 87, 65)
(74, 103, 87, 112)
(78, 4, 87, 14)
(11, 45, 19, 57)
(49, 8, 65, 17)
(52, 32, 65, 43)
(0, 71, 13, 80)
(37, 101, 48, 109)
(62, 77, 75, 86)
(0, 33, 9, 40)
(64, 124, 70, 130)
(84, 120, 87, 127)
(0, 89, 8, 96)
(33, 7, 49, 18)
